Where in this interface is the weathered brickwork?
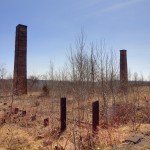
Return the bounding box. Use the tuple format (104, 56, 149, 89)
(120, 50, 128, 92)
(13, 24, 27, 95)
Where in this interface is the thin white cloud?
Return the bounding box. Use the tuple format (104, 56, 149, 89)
(103, 0, 143, 13)
(90, 0, 144, 17)
(74, 0, 103, 11)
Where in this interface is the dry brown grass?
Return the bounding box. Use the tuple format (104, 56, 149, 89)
(0, 91, 150, 150)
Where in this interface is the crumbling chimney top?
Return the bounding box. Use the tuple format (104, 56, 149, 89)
(120, 49, 127, 52)
(17, 24, 27, 28)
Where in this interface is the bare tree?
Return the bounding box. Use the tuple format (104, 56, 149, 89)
(28, 75, 39, 92)
(0, 64, 7, 79)
(90, 43, 97, 97)
(0, 64, 9, 96)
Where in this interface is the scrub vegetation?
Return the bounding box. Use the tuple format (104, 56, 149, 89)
(0, 34, 150, 150)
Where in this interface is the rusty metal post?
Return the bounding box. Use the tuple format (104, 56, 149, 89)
(13, 24, 27, 95)
(92, 101, 99, 132)
(44, 118, 49, 127)
(120, 50, 128, 92)
(60, 97, 66, 132)
(14, 108, 19, 114)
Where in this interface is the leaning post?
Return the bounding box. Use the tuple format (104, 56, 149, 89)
(60, 97, 66, 132)
(92, 100, 99, 133)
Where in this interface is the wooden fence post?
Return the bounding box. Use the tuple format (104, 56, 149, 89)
(92, 101, 99, 132)
(60, 97, 66, 132)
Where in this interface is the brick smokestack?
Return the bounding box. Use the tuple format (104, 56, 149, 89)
(120, 49, 128, 92)
(13, 24, 27, 95)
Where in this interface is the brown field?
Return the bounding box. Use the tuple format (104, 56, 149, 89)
(0, 87, 150, 150)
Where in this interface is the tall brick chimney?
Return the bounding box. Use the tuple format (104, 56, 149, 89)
(13, 24, 27, 95)
(120, 49, 128, 92)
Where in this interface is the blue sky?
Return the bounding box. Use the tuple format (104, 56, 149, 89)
(0, 0, 150, 79)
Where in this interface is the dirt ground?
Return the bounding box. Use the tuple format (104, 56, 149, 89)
(0, 95, 150, 150)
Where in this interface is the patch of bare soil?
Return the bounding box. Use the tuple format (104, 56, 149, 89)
(116, 124, 150, 150)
